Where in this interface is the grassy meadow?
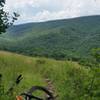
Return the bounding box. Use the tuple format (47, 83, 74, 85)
(0, 51, 99, 100)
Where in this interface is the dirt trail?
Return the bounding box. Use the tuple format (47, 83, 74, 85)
(44, 78, 58, 98)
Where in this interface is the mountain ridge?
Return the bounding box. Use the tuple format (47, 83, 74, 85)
(14, 15, 100, 25)
(0, 15, 100, 60)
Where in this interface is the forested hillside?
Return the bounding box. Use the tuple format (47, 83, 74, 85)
(0, 15, 100, 60)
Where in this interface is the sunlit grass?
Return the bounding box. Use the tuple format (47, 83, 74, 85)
(0, 51, 99, 100)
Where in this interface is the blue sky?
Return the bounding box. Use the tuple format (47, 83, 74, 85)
(5, 0, 100, 24)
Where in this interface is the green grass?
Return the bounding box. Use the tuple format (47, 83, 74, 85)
(0, 51, 99, 100)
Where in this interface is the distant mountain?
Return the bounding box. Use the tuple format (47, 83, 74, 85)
(0, 15, 100, 60)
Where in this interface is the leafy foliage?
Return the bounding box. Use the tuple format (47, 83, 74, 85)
(91, 48, 100, 64)
(0, 0, 19, 34)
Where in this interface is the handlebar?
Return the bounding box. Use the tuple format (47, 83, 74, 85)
(20, 86, 55, 100)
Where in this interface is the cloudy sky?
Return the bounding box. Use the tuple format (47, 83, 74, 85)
(5, 0, 100, 24)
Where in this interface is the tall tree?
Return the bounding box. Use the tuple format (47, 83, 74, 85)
(0, 0, 19, 34)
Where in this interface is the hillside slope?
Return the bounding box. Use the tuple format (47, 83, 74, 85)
(0, 51, 99, 100)
(0, 15, 100, 59)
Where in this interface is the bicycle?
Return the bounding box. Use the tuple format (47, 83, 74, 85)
(5, 74, 56, 100)
(16, 86, 55, 100)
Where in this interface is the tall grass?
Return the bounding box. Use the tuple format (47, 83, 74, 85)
(0, 51, 99, 100)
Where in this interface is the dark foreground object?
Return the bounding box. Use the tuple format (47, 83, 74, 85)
(20, 86, 55, 100)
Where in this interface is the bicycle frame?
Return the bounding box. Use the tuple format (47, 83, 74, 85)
(16, 86, 55, 100)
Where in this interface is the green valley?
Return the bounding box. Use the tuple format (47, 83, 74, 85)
(0, 15, 100, 60)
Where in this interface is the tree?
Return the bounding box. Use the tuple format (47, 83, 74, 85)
(0, 0, 19, 34)
(91, 48, 100, 63)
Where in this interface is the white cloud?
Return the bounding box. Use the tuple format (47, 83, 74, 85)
(5, 0, 100, 24)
